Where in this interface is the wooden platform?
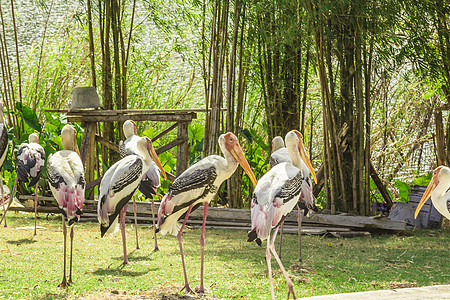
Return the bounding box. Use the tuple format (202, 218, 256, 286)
(12, 195, 407, 236)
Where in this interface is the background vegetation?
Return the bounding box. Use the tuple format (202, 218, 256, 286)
(0, 0, 446, 213)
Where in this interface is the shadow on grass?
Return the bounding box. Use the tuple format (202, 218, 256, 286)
(92, 266, 155, 277)
(40, 291, 69, 300)
(7, 238, 36, 245)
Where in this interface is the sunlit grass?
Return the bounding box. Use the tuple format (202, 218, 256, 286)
(0, 213, 448, 299)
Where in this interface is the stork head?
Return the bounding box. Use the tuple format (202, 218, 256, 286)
(29, 133, 39, 143)
(220, 132, 257, 187)
(123, 120, 137, 139)
(285, 130, 317, 184)
(61, 124, 81, 157)
(143, 136, 167, 180)
(271, 136, 285, 152)
(414, 166, 450, 218)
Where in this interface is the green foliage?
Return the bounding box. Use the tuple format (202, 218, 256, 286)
(15, 102, 43, 132)
(412, 172, 432, 186)
(394, 180, 411, 203)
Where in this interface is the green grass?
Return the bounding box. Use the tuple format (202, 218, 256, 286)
(0, 213, 448, 299)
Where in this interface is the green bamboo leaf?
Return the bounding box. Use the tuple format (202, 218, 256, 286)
(15, 102, 42, 132)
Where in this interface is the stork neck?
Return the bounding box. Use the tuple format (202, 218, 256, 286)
(222, 151, 239, 176)
(432, 181, 450, 203)
(137, 144, 152, 169)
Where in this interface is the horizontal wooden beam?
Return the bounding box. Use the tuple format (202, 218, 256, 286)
(45, 108, 226, 114)
(68, 113, 197, 123)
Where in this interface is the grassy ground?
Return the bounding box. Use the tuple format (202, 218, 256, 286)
(0, 213, 448, 299)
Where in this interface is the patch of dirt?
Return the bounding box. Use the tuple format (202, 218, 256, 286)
(371, 281, 418, 290)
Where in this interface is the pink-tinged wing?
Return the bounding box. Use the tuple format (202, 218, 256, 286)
(47, 151, 85, 224)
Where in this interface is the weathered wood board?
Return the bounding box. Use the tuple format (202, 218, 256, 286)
(13, 196, 407, 234)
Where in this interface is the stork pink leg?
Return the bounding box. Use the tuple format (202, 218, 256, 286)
(297, 204, 302, 262)
(151, 197, 159, 251)
(266, 232, 275, 300)
(269, 226, 296, 299)
(197, 202, 209, 294)
(278, 221, 284, 259)
(58, 215, 69, 287)
(0, 175, 18, 227)
(133, 195, 140, 250)
(177, 204, 194, 294)
(34, 182, 39, 236)
(120, 204, 129, 265)
(68, 225, 74, 284)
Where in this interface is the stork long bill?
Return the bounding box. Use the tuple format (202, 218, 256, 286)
(230, 144, 258, 187)
(294, 131, 317, 184)
(146, 138, 167, 180)
(414, 179, 435, 219)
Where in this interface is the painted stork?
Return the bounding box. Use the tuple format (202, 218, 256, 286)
(47, 124, 85, 287)
(0, 133, 45, 235)
(157, 132, 258, 294)
(0, 101, 8, 227)
(248, 130, 317, 300)
(414, 166, 450, 220)
(98, 136, 164, 265)
(270, 135, 317, 261)
(119, 120, 166, 251)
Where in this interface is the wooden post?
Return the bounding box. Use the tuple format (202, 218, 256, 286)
(176, 121, 189, 176)
(80, 122, 97, 199)
(435, 111, 446, 166)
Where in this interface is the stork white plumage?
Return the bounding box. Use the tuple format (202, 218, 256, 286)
(248, 130, 317, 300)
(270, 135, 317, 261)
(119, 120, 166, 251)
(157, 132, 257, 294)
(98, 136, 164, 265)
(0, 133, 45, 235)
(414, 166, 450, 220)
(47, 124, 85, 287)
(0, 101, 8, 227)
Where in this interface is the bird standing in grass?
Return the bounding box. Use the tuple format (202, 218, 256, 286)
(119, 120, 166, 251)
(47, 124, 85, 287)
(415, 165, 450, 220)
(248, 130, 317, 300)
(269, 135, 317, 261)
(157, 132, 258, 294)
(0, 133, 45, 235)
(98, 136, 164, 265)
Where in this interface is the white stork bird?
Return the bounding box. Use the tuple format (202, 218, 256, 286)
(157, 132, 258, 294)
(119, 120, 166, 251)
(47, 124, 85, 287)
(0, 100, 8, 227)
(248, 130, 317, 300)
(0, 133, 45, 235)
(98, 136, 164, 265)
(269, 135, 317, 261)
(414, 166, 450, 220)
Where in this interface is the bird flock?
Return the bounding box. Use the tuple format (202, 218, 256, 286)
(0, 105, 448, 298)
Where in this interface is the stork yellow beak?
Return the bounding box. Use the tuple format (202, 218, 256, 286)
(293, 130, 317, 184)
(230, 144, 258, 187)
(414, 179, 435, 219)
(147, 137, 167, 180)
